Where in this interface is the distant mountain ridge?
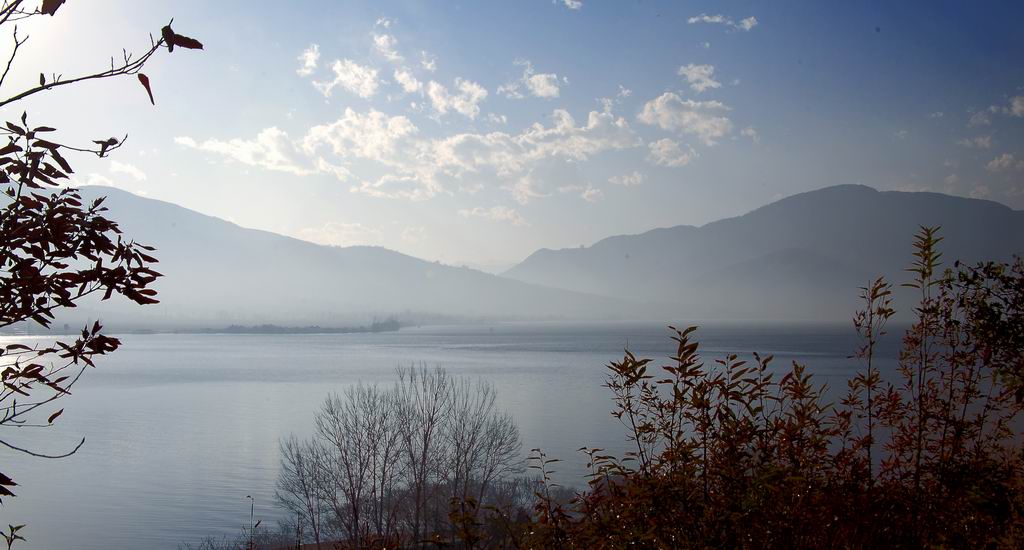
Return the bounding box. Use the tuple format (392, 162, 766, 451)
(48, 184, 1024, 328)
(503, 185, 1024, 320)
(55, 187, 633, 330)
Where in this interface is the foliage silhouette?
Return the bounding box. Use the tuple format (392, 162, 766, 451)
(449, 226, 1024, 549)
(0, 0, 201, 533)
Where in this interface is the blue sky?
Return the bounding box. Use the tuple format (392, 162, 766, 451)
(9, 0, 1024, 269)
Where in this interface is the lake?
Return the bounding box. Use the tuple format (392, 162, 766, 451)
(0, 321, 899, 549)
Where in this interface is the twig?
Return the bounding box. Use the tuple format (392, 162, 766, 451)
(0, 435, 84, 458)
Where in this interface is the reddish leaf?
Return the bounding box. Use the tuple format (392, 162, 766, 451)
(40, 0, 65, 16)
(170, 33, 203, 50)
(161, 25, 175, 52)
(137, 73, 155, 105)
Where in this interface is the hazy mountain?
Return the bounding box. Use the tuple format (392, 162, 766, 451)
(504, 185, 1024, 321)
(53, 187, 631, 330)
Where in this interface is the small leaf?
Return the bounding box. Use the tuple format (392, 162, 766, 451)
(39, 73, 45, 86)
(161, 25, 175, 52)
(47, 408, 63, 423)
(170, 33, 203, 50)
(41, 0, 66, 16)
(137, 73, 155, 105)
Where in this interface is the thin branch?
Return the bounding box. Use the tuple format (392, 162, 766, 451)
(60, 134, 129, 157)
(0, 24, 26, 90)
(0, 435, 84, 458)
(0, 1, 28, 29)
(0, 29, 167, 110)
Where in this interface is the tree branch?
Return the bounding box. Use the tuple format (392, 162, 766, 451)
(0, 435, 83, 458)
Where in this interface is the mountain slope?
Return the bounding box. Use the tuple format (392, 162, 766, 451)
(504, 185, 1024, 320)
(59, 187, 631, 329)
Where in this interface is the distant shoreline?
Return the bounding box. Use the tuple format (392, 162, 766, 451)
(0, 319, 404, 337)
(177, 318, 403, 335)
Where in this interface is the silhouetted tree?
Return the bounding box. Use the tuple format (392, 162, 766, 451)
(0, 0, 202, 531)
(276, 367, 523, 548)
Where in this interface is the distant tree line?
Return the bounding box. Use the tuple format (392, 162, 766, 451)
(192, 318, 403, 335)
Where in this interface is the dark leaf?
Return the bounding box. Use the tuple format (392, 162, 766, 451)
(47, 408, 63, 423)
(161, 25, 175, 52)
(137, 73, 154, 105)
(40, 0, 66, 16)
(170, 33, 203, 50)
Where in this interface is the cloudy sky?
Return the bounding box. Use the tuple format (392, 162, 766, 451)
(8, 0, 1024, 269)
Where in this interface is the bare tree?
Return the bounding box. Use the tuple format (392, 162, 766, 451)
(275, 435, 325, 549)
(394, 365, 452, 545)
(314, 383, 403, 547)
(441, 376, 522, 527)
(276, 367, 524, 547)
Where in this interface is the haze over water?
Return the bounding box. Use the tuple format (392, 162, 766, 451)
(1, 322, 892, 549)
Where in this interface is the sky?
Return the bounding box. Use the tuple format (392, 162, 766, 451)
(5, 0, 1024, 270)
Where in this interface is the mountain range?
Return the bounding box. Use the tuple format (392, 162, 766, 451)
(57, 187, 629, 330)
(49, 184, 1024, 329)
(503, 185, 1023, 320)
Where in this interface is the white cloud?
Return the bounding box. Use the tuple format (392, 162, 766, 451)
(647, 138, 696, 167)
(1008, 96, 1024, 118)
(496, 83, 523, 100)
(737, 16, 758, 31)
(687, 14, 758, 32)
(580, 184, 603, 202)
(968, 110, 991, 127)
(401, 225, 426, 243)
(75, 173, 114, 187)
(527, 73, 561, 98)
(958, 135, 992, 149)
(175, 128, 323, 177)
(486, 113, 508, 125)
(609, 171, 644, 186)
(740, 126, 759, 143)
(373, 33, 403, 62)
(985, 153, 1024, 172)
(637, 92, 733, 145)
(557, 0, 582, 10)
(109, 160, 147, 181)
(185, 105, 638, 202)
(297, 221, 382, 247)
(929, 111, 944, 118)
(296, 44, 320, 77)
(507, 173, 548, 205)
(499, 60, 563, 100)
(393, 68, 422, 94)
(420, 51, 437, 72)
(617, 85, 632, 99)
(426, 78, 488, 119)
(458, 206, 526, 225)
(677, 63, 721, 93)
(314, 59, 380, 99)
(432, 108, 638, 177)
(302, 108, 418, 164)
(375, 17, 393, 29)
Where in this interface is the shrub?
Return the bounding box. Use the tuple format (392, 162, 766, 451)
(483, 227, 1024, 549)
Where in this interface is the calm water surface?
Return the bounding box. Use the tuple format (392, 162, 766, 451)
(0, 322, 897, 549)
